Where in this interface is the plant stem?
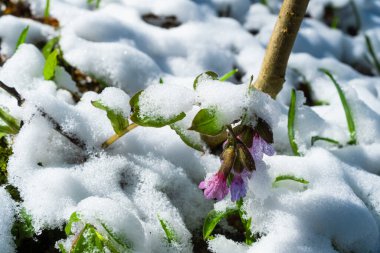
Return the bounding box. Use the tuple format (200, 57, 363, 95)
(101, 123, 139, 149)
(251, 0, 310, 98)
(0, 81, 25, 106)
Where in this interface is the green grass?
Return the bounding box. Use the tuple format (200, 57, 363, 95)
(319, 69, 357, 145)
(288, 89, 301, 156)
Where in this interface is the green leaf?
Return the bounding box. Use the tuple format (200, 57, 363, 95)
(71, 224, 105, 253)
(64, 214, 131, 253)
(272, 175, 309, 188)
(170, 124, 204, 152)
(219, 68, 238, 82)
(65, 212, 81, 236)
(320, 69, 357, 145)
(130, 90, 186, 127)
(189, 108, 225, 136)
(203, 208, 238, 240)
(288, 89, 301, 156)
(158, 215, 179, 244)
(72, 223, 124, 253)
(87, 0, 101, 8)
(11, 208, 35, 246)
(92, 100, 129, 135)
(0, 140, 12, 185)
(236, 199, 255, 245)
(193, 71, 218, 90)
(311, 136, 342, 147)
(43, 49, 59, 80)
(0, 107, 20, 133)
(0, 125, 16, 135)
(15, 26, 29, 50)
(100, 223, 132, 251)
(58, 243, 68, 253)
(44, 0, 50, 18)
(42, 37, 60, 58)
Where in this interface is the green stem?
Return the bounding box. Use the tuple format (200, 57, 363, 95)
(101, 123, 139, 149)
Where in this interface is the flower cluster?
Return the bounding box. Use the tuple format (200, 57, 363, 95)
(199, 126, 275, 202)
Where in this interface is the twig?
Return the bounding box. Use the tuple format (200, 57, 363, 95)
(0, 80, 87, 151)
(0, 80, 25, 106)
(251, 0, 310, 98)
(37, 108, 87, 150)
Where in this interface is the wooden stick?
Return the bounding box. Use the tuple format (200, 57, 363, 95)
(251, 0, 310, 98)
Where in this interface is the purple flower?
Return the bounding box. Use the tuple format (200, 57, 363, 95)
(230, 170, 250, 201)
(250, 133, 275, 160)
(199, 172, 229, 200)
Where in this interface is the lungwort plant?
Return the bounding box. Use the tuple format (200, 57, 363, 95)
(0, 0, 312, 250)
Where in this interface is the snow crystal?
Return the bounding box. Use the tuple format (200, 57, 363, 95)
(0, 15, 55, 56)
(244, 149, 380, 253)
(138, 84, 195, 120)
(197, 81, 248, 125)
(97, 87, 131, 118)
(0, 188, 15, 253)
(0, 44, 45, 91)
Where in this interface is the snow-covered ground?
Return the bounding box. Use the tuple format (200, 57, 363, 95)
(0, 0, 380, 252)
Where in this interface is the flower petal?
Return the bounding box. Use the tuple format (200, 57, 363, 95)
(251, 134, 264, 160)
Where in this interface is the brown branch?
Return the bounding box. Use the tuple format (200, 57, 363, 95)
(37, 108, 87, 150)
(0, 80, 25, 106)
(251, 0, 310, 98)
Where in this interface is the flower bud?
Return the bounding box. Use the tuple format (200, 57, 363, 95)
(220, 145, 236, 176)
(240, 126, 254, 148)
(254, 118, 273, 144)
(233, 156, 244, 173)
(237, 143, 256, 172)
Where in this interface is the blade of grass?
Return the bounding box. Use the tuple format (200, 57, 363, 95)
(157, 215, 178, 244)
(311, 136, 342, 147)
(272, 174, 309, 187)
(288, 89, 301, 156)
(44, 0, 50, 18)
(331, 13, 339, 29)
(219, 69, 238, 82)
(42, 37, 60, 58)
(43, 49, 59, 80)
(15, 26, 29, 50)
(319, 69, 357, 145)
(364, 35, 380, 74)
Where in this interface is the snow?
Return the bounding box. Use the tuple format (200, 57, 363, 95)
(0, 0, 379, 252)
(0, 188, 15, 253)
(138, 84, 195, 120)
(0, 15, 55, 56)
(244, 149, 380, 253)
(97, 87, 131, 118)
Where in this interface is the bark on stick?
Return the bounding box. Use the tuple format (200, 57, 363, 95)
(251, 0, 310, 98)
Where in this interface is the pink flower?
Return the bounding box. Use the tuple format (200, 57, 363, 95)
(199, 172, 229, 200)
(230, 170, 251, 202)
(250, 133, 275, 160)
